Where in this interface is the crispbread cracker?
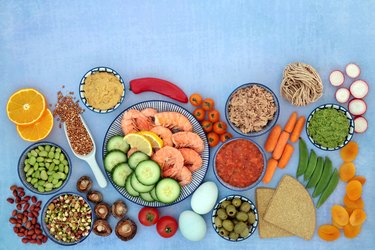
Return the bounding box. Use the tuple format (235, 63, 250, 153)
(256, 187, 293, 238)
(264, 175, 316, 240)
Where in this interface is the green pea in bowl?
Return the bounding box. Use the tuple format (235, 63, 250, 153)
(18, 141, 71, 195)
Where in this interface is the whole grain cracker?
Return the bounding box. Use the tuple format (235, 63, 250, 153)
(263, 175, 316, 240)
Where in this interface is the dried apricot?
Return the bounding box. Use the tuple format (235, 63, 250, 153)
(350, 176, 366, 185)
(331, 205, 349, 227)
(318, 225, 340, 241)
(349, 209, 366, 226)
(332, 220, 344, 229)
(339, 162, 356, 182)
(345, 206, 354, 216)
(344, 195, 364, 210)
(346, 180, 362, 201)
(340, 141, 358, 162)
(343, 223, 361, 239)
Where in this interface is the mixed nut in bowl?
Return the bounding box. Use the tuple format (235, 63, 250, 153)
(41, 192, 93, 245)
(212, 195, 258, 241)
(225, 83, 279, 137)
(18, 141, 71, 195)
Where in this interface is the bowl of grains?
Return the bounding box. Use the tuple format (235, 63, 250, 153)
(79, 66, 126, 113)
(42, 192, 93, 245)
(225, 83, 279, 137)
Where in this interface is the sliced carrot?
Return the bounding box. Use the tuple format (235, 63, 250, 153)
(264, 125, 282, 152)
(290, 116, 306, 143)
(284, 112, 298, 133)
(262, 158, 278, 184)
(278, 144, 294, 169)
(272, 131, 290, 160)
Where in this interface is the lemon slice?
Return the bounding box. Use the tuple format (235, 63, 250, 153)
(124, 133, 153, 156)
(137, 131, 164, 149)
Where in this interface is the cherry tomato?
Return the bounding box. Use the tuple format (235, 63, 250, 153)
(138, 207, 159, 226)
(207, 132, 220, 147)
(201, 120, 213, 133)
(202, 98, 215, 111)
(213, 121, 227, 134)
(156, 216, 178, 238)
(220, 132, 233, 142)
(193, 108, 205, 121)
(189, 93, 203, 106)
(208, 109, 220, 123)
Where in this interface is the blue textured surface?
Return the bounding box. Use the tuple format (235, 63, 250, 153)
(1, 1, 374, 249)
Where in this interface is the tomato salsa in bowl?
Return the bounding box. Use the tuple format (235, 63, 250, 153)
(213, 138, 266, 191)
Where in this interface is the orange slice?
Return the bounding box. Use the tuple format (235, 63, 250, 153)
(16, 109, 54, 142)
(7, 88, 46, 125)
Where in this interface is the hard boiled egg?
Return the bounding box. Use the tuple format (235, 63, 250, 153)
(179, 210, 206, 241)
(191, 181, 218, 214)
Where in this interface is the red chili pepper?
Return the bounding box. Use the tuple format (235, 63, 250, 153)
(130, 78, 188, 103)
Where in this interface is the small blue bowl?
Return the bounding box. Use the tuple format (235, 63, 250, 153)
(213, 138, 266, 191)
(306, 103, 355, 151)
(211, 195, 259, 242)
(79, 66, 126, 113)
(41, 192, 93, 246)
(18, 141, 72, 195)
(225, 83, 280, 137)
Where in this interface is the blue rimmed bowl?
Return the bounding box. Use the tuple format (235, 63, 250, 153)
(41, 192, 93, 246)
(211, 195, 259, 242)
(79, 66, 126, 113)
(213, 138, 266, 191)
(306, 103, 355, 151)
(225, 83, 280, 137)
(18, 141, 72, 195)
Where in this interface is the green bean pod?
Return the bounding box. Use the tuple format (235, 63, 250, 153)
(316, 168, 339, 208)
(304, 149, 317, 181)
(313, 157, 332, 198)
(306, 156, 324, 189)
(296, 138, 308, 177)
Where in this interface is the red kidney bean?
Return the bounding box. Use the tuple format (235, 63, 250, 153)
(16, 204, 22, 210)
(7, 198, 15, 204)
(23, 203, 30, 211)
(10, 185, 17, 191)
(22, 238, 29, 244)
(24, 196, 30, 201)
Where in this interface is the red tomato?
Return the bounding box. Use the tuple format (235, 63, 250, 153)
(138, 207, 159, 226)
(156, 216, 178, 238)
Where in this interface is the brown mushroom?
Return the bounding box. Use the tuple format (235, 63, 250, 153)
(112, 200, 128, 219)
(87, 190, 103, 203)
(93, 219, 112, 237)
(76, 176, 93, 192)
(94, 202, 110, 220)
(115, 219, 137, 241)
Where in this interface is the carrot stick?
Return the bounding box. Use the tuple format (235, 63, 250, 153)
(264, 125, 282, 152)
(263, 158, 278, 184)
(290, 116, 306, 143)
(272, 131, 290, 160)
(284, 112, 298, 133)
(278, 143, 294, 169)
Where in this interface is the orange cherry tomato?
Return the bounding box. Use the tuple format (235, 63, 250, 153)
(207, 132, 220, 147)
(201, 120, 213, 133)
(213, 121, 227, 134)
(189, 93, 203, 106)
(220, 132, 233, 142)
(208, 110, 220, 123)
(193, 108, 205, 121)
(202, 98, 215, 111)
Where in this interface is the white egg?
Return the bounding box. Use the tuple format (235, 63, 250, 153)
(179, 210, 207, 241)
(191, 181, 218, 214)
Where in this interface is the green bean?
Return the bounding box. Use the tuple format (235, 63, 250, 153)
(316, 169, 339, 208)
(296, 138, 308, 177)
(306, 157, 324, 189)
(304, 149, 317, 181)
(313, 157, 332, 198)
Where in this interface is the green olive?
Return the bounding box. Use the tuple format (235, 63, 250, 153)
(236, 211, 249, 222)
(220, 200, 231, 209)
(248, 211, 256, 224)
(240, 227, 250, 238)
(214, 216, 223, 228)
(229, 232, 239, 240)
(222, 219, 234, 232)
(234, 221, 248, 234)
(219, 228, 229, 237)
(240, 202, 251, 212)
(217, 208, 228, 220)
(232, 198, 242, 207)
(226, 204, 237, 217)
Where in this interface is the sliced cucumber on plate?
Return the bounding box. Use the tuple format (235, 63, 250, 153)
(112, 163, 133, 187)
(106, 135, 130, 153)
(104, 150, 127, 172)
(128, 152, 149, 169)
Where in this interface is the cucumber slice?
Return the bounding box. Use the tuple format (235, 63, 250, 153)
(135, 160, 161, 185)
(140, 192, 154, 202)
(104, 150, 127, 172)
(106, 135, 130, 153)
(155, 178, 181, 204)
(150, 187, 159, 201)
(125, 174, 139, 197)
(112, 163, 132, 187)
(131, 173, 154, 193)
(128, 152, 150, 169)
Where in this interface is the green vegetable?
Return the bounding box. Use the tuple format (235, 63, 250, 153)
(313, 157, 333, 198)
(307, 108, 350, 148)
(296, 138, 308, 177)
(304, 149, 317, 181)
(306, 157, 324, 189)
(316, 169, 339, 208)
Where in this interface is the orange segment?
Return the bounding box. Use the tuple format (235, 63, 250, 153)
(16, 109, 54, 142)
(7, 88, 46, 125)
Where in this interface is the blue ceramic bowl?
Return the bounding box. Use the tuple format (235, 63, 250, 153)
(18, 141, 72, 195)
(79, 66, 126, 113)
(306, 103, 355, 151)
(41, 192, 93, 246)
(213, 138, 266, 191)
(211, 195, 259, 242)
(225, 83, 280, 137)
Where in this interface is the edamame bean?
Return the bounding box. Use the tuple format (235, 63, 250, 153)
(54, 180, 63, 188)
(26, 177, 32, 182)
(31, 150, 38, 157)
(24, 164, 30, 172)
(37, 157, 44, 162)
(38, 146, 44, 151)
(31, 178, 38, 184)
(39, 151, 48, 157)
(58, 172, 66, 180)
(41, 170, 48, 180)
(54, 152, 60, 159)
(26, 168, 34, 176)
(29, 156, 36, 165)
(58, 164, 64, 172)
(37, 186, 45, 192)
(45, 145, 51, 152)
(45, 183, 53, 189)
(48, 151, 54, 159)
(53, 159, 60, 165)
(59, 154, 65, 161)
(64, 165, 69, 174)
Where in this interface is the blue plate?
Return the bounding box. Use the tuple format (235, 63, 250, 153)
(102, 100, 210, 207)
